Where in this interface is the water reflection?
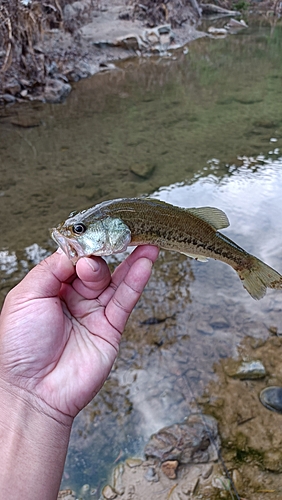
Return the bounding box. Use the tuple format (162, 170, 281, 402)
(157, 153, 282, 261)
(1, 24, 282, 498)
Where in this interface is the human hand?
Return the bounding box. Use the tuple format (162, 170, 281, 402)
(0, 245, 159, 423)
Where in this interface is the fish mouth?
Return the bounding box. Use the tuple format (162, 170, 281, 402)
(51, 229, 82, 263)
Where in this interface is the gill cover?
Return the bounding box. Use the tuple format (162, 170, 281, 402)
(72, 217, 132, 257)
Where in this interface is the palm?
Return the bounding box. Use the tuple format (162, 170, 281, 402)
(0, 246, 158, 418)
(14, 294, 117, 416)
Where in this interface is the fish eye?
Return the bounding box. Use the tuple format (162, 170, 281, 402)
(72, 223, 87, 235)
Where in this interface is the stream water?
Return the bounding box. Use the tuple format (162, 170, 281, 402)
(1, 22, 282, 499)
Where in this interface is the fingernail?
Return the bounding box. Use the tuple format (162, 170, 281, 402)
(85, 257, 100, 272)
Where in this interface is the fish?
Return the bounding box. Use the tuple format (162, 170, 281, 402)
(51, 197, 282, 300)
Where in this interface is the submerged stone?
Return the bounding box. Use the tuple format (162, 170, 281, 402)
(260, 386, 282, 414)
(224, 359, 266, 380)
(196, 321, 214, 335)
(113, 463, 125, 495)
(126, 458, 143, 468)
(130, 163, 155, 179)
(102, 484, 117, 500)
(57, 491, 76, 500)
(44, 78, 71, 103)
(144, 414, 220, 464)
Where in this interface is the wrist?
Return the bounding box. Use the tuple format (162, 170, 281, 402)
(0, 379, 73, 500)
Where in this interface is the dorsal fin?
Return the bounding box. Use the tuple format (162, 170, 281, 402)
(144, 198, 230, 231)
(186, 207, 230, 230)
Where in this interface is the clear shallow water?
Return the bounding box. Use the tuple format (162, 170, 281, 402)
(1, 23, 282, 498)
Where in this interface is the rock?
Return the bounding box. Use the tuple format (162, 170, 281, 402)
(80, 484, 90, 495)
(99, 62, 117, 72)
(232, 469, 243, 493)
(126, 458, 143, 468)
(144, 466, 159, 482)
(145, 414, 220, 464)
(226, 18, 248, 29)
(63, 4, 76, 21)
(130, 164, 155, 179)
(66, 60, 98, 81)
(202, 464, 213, 479)
(268, 325, 278, 335)
(212, 475, 231, 490)
(118, 10, 133, 21)
(45, 61, 58, 77)
(208, 27, 228, 36)
(57, 490, 76, 500)
(20, 78, 30, 87)
(249, 337, 267, 349)
(113, 463, 125, 495)
(11, 116, 42, 128)
(115, 34, 146, 51)
(2, 94, 16, 103)
(71, 0, 84, 11)
(209, 316, 229, 329)
(102, 485, 117, 500)
(161, 460, 179, 479)
(224, 359, 266, 380)
(33, 42, 45, 54)
(197, 321, 214, 335)
(143, 24, 175, 51)
(4, 78, 21, 95)
(260, 386, 282, 413)
(263, 449, 282, 472)
(146, 31, 159, 45)
(43, 78, 71, 103)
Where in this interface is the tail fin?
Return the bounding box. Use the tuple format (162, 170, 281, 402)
(237, 256, 282, 300)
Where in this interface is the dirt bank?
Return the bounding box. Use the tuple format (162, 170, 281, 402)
(0, 0, 199, 103)
(1, 0, 279, 104)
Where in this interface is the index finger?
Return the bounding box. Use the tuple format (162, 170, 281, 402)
(104, 253, 156, 334)
(99, 245, 159, 307)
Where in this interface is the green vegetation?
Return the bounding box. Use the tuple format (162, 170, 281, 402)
(233, 0, 250, 11)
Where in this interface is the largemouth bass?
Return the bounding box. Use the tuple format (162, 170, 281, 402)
(51, 197, 282, 300)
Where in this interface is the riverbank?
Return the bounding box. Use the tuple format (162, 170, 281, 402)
(1, 0, 280, 104)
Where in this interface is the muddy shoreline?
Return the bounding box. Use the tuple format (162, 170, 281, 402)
(0, 0, 201, 104)
(1, 0, 279, 105)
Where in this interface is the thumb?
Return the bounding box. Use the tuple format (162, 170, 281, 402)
(9, 251, 75, 302)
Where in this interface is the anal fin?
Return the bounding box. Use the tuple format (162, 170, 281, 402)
(181, 251, 208, 262)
